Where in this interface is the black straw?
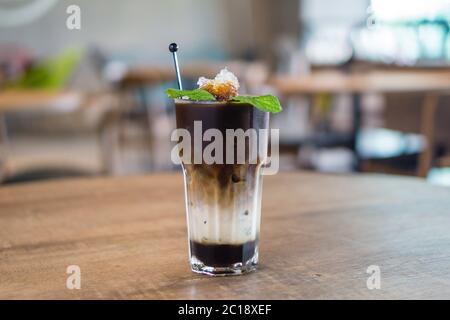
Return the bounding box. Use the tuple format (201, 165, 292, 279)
(169, 43, 183, 90)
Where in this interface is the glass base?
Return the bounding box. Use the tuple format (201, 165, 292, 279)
(190, 256, 258, 276)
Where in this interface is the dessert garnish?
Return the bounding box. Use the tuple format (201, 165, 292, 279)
(166, 43, 282, 113)
(197, 68, 239, 100)
(166, 68, 282, 113)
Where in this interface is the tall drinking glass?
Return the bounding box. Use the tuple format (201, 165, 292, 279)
(175, 99, 269, 276)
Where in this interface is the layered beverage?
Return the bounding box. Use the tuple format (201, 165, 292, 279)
(167, 67, 281, 276)
(176, 100, 268, 275)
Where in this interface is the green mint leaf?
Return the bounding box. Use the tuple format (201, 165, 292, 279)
(232, 95, 283, 113)
(166, 88, 216, 101)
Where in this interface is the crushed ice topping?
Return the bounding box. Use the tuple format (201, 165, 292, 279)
(197, 68, 239, 100)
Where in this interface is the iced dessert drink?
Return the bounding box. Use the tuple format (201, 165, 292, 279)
(176, 99, 268, 275)
(168, 68, 281, 276)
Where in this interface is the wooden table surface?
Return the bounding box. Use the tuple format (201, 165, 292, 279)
(1, 172, 450, 299)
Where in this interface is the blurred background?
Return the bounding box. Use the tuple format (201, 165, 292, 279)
(0, 0, 450, 185)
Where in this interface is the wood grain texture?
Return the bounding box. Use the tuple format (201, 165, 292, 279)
(1, 172, 450, 299)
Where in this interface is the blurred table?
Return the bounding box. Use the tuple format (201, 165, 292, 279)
(0, 90, 83, 113)
(0, 89, 84, 149)
(0, 90, 116, 181)
(121, 61, 259, 88)
(121, 62, 220, 87)
(0, 90, 85, 179)
(1, 171, 450, 299)
(271, 70, 450, 176)
(271, 70, 450, 94)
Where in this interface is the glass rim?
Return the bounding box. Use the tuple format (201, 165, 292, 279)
(174, 98, 229, 104)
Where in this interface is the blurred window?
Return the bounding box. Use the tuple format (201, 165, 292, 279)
(371, 0, 450, 22)
(300, 0, 368, 65)
(301, 0, 450, 65)
(353, 0, 450, 64)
